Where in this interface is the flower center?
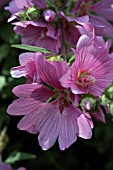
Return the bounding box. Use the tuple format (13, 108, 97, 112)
(76, 71, 96, 88)
(41, 30, 46, 39)
(58, 93, 66, 113)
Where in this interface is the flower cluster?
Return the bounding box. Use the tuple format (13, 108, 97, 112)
(6, 0, 113, 150)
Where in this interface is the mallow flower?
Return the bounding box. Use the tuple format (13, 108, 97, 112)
(59, 12, 89, 48)
(72, 0, 113, 37)
(13, 20, 61, 54)
(60, 34, 113, 96)
(7, 53, 93, 150)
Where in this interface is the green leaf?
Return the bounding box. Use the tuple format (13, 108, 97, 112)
(100, 95, 110, 105)
(0, 76, 6, 90)
(68, 55, 75, 65)
(11, 44, 51, 53)
(5, 151, 37, 164)
(109, 103, 113, 116)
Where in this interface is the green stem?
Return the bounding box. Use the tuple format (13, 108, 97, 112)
(61, 20, 67, 61)
(0, 154, 2, 163)
(66, 0, 73, 14)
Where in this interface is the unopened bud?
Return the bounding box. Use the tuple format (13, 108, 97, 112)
(44, 10, 56, 22)
(19, 7, 39, 21)
(85, 100, 92, 111)
(80, 97, 96, 112)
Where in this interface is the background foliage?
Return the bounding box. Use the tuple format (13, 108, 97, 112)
(0, 2, 113, 170)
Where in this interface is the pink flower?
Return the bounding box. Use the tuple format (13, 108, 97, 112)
(60, 34, 113, 96)
(0, 163, 26, 170)
(5, 0, 32, 14)
(5, 0, 33, 22)
(5, 0, 55, 21)
(5, 0, 45, 15)
(72, 0, 113, 37)
(10, 52, 42, 84)
(76, 22, 105, 37)
(0, 164, 12, 170)
(59, 12, 89, 48)
(91, 0, 113, 21)
(7, 55, 93, 150)
(13, 20, 61, 54)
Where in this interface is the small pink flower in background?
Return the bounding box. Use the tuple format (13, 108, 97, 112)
(5, 0, 32, 15)
(0, 163, 12, 170)
(5, 0, 56, 22)
(5, 0, 33, 22)
(59, 12, 90, 48)
(76, 21, 105, 37)
(91, 0, 113, 21)
(60, 34, 113, 96)
(72, 0, 113, 37)
(0, 163, 26, 170)
(13, 21, 61, 54)
(7, 54, 93, 150)
(5, 0, 45, 15)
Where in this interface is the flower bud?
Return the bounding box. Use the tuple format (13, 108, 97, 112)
(44, 10, 56, 22)
(19, 7, 39, 21)
(85, 100, 92, 111)
(80, 97, 96, 112)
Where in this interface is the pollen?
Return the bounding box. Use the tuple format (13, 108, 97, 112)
(76, 71, 96, 88)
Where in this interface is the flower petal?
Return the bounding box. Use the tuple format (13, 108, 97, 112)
(7, 84, 55, 115)
(32, 0, 46, 9)
(11, 65, 27, 78)
(91, 106, 105, 123)
(91, 0, 113, 21)
(77, 110, 92, 139)
(37, 55, 68, 89)
(58, 104, 78, 150)
(37, 101, 61, 150)
(89, 15, 113, 37)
